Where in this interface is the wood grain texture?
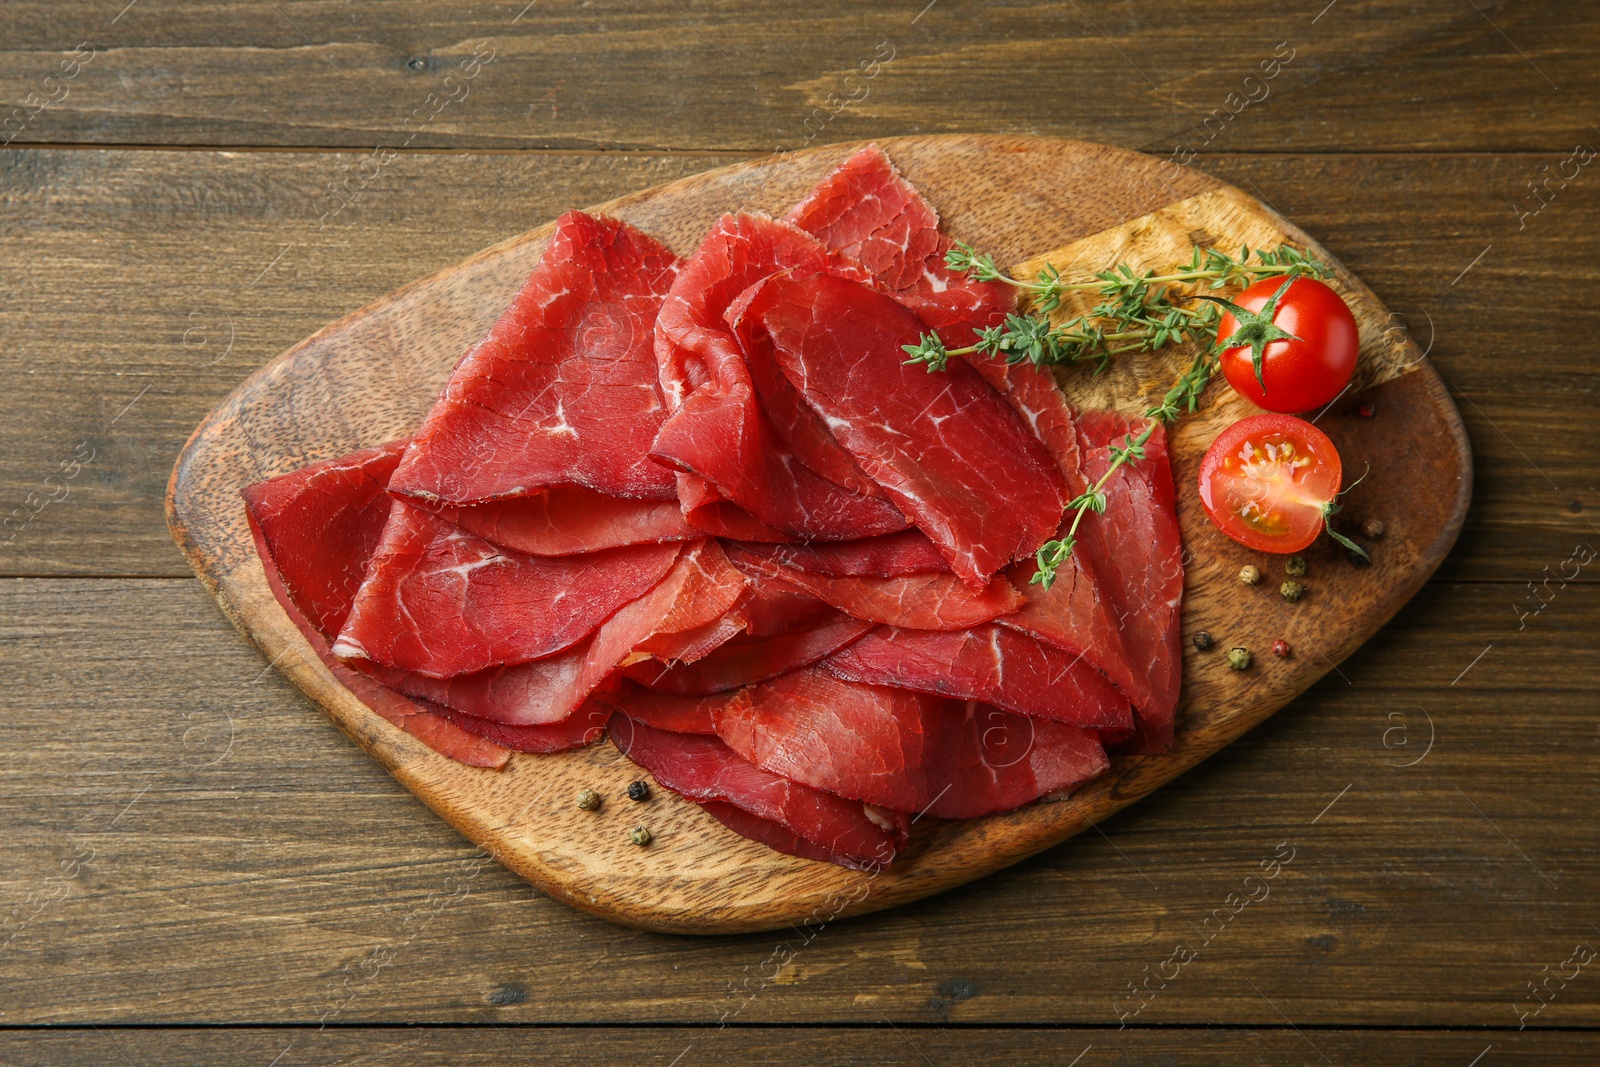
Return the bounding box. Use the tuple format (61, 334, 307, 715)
(163, 136, 1468, 933)
(0, 1027, 1588, 1066)
(2, 150, 1591, 581)
(0, 1, 1591, 151)
(2, 579, 1596, 1024)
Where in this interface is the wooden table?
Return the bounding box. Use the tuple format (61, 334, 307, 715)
(2, 3, 1595, 1063)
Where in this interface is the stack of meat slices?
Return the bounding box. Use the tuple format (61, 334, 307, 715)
(244, 145, 1183, 872)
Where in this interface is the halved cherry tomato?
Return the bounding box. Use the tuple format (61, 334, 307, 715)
(1215, 276, 1359, 414)
(1198, 413, 1344, 554)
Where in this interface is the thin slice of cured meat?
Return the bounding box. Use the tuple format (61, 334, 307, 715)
(732, 271, 1066, 586)
(242, 443, 509, 769)
(596, 686, 738, 735)
(611, 712, 908, 870)
(1071, 411, 1183, 752)
(716, 668, 1108, 819)
(785, 142, 1013, 348)
(650, 213, 908, 540)
(729, 530, 949, 578)
(332, 500, 679, 677)
(724, 544, 1022, 631)
(350, 540, 747, 726)
(390, 211, 683, 505)
(431, 699, 609, 754)
(431, 487, 699, 556)
(822, 624, 1132, 731)
(1002, 413, 1182, 752)
(625, 611, 872, 696)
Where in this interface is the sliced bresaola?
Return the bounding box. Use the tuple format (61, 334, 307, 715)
(650, 212, 908, 540)
(332, 500, 679, 677)
(785, 142, 1013, 348)
(430, 488, 699, 556)
(611, 712, 908, 870)
(390, 211, 683, 505)
(241, 442, 510, 769)
(624, 565, 870, 694)
(596, 685, 738, 735)
(1003, 413, 1182, 753)
(822, 624, 1133, 731)
(716, 668, 1108, 819)
(724, 544, 1022, 631)
(348, 540, 746, 726)
(430, 699, 608, 754)
(731, 270, 1067, 586)
(729, 530, 949, 578)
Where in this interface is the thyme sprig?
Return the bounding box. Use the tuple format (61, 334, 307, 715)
(903, 243, 1330, 375)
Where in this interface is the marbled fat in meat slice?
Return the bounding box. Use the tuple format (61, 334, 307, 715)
(728, 530, 949, 578)
(611, 712, 908, 870)
(390, 211, 684, 505)
(785, 142, 1014, 348)
(347, 540, 746, 726)
(724, 543, 1022, 631)
(332, 500, 679, 677)
(650, 213, 908, 540)
(241, 442, 510, 768)
(733, 271, 1066, 586)
(715, 669, 1108, 819)
(429, 488, 699, 556)
(822, 624, 1133, 731)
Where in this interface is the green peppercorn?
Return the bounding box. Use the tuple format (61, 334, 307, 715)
(1280, 580, 1304, 602)
(1193, 630, 1214, 651)
(1285, 555, 1307, 578)
(629, 825, 652, 847)
(576, 788, 601, 811)
(1227, 646, 1252, 670)
(1239, 565, 1261, 585)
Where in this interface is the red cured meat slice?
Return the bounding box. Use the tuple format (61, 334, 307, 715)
(729, 530, 949, 578)
(596, 686, 739, 735)
(611, 712, 908, 870)
(822, 624, 1133, 731)
(332, 501, 679, 677)
(430, 487, 699, 556)
(724, 545, 1022, 630)
(1073, 411, 1183, 752)
(626, 611, 872, 696)
(786, 142, 1014, 348)
(430, 700, 608, 754)
(651, 213, 908, 540)
(734, 271, 1066, 586)
(242, 443, 509, 769)
(390, 211, 683, 505)
(716, 669, 1108, 819)
(350, 540, 746, 726)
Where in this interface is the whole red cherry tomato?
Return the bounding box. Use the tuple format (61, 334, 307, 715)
(1211, 275, 1359, 413)
(1198, 412, 1364, 557)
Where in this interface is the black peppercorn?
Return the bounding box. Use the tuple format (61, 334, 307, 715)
(627, 780, 650, 802)
(1193, 630, 1214, 651)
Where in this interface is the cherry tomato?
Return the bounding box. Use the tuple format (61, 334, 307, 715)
(1215, 276, 1358, 414)
(1198, 413, 1344, 554)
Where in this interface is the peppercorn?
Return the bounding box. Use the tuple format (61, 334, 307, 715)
(1280, 580, 1304, 602)
(1272, 638, 1291, 659)
(576, 788, 601, 811)
(627, 780, 651, 802)
(1357, 402, 1375, 418)
(1362, 518, 1385, 540)
(629, 825, 652, 846)
(1285, 555, 1307, 578)
(1227, 646, 1252, 670)
(1239, 565, 1261, 585)
(1193, 630, 1214, 651)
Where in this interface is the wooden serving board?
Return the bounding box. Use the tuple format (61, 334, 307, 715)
(167, 136, 1470, 935)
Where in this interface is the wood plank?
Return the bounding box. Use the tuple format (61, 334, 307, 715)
(2, 578, 1595, 1022)
(0, 149, 1595, 580)
(0, 1027, 1583, 1065)
(0, 1, 1592, 151)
